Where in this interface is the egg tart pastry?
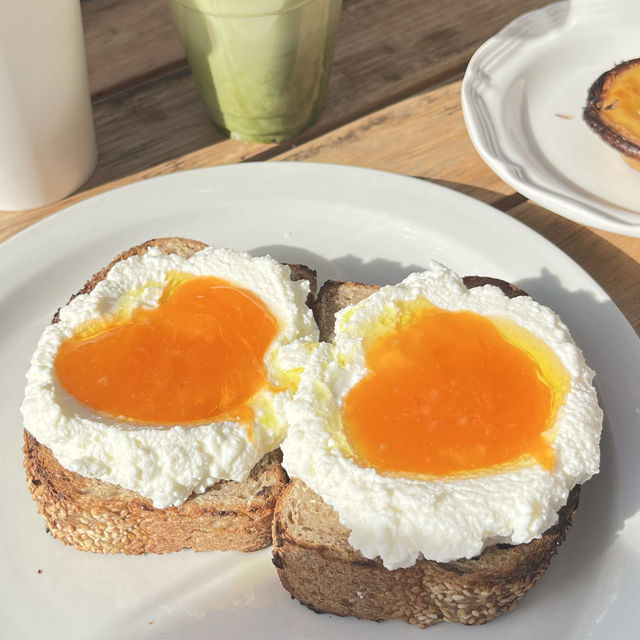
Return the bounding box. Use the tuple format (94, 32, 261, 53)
(584, 58, 640, 170)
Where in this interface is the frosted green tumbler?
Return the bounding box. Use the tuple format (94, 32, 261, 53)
(169, 0, 342, 143)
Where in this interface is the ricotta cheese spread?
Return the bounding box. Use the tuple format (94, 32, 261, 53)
(281, 263, 602, 569)
(21, 246, 318, 508)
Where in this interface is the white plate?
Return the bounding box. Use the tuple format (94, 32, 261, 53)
(462, 0, 640, 236)
(1, 163, 638, 640)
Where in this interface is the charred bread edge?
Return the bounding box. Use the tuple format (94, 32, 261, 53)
(272, 480, 580, 627)
(23, 237, 316, 554)
(274, 274, 583, 627)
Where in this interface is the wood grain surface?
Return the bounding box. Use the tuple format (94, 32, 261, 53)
(1, 0, 639, 334)
(82, 0, 184, 99)
(77, 0, 557, 188)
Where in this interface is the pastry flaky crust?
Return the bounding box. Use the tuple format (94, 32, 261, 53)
(23, 237, 317, 554)
(583, 57, 640, 167)
(273, 276, 582, 628)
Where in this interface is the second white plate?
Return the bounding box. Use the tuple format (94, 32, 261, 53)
(462, 0, 640, 236)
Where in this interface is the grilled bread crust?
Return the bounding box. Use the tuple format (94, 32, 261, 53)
(273, 479, 579, 627)
(23, 237, 316, 554)
(273, 276, 581, 627)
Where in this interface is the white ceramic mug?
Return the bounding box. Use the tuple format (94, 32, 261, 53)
(0, 0, 98, 211)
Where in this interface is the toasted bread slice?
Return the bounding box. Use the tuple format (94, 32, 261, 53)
(25, 431, 287, 554)
(23, 237, 316, 554)
(273, 276, 581, 627)
(274, 479, 580, 627)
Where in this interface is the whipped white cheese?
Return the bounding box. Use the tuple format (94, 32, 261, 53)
(22, 246, 318, 508)
(281, 263, 602, 569)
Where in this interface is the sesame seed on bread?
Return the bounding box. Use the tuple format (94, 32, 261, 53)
(24, 237, 315, 554)
(273, 477, 580, 627)
(273, 276, 582, 627)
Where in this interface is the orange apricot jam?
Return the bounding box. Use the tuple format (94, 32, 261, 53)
(602, 64, 640, 143)
(54, 274, 278, 425)
(342, 306, 570, 477)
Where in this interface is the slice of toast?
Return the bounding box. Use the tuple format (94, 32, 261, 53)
(23, 237, 316, 554)
(273, 276, 581, 627)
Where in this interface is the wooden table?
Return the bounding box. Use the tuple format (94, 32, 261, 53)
(1, 0, 638, 335)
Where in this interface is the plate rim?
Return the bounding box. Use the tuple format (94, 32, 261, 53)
(0, 162, 612, 297)
(461, 0, 640, 237)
